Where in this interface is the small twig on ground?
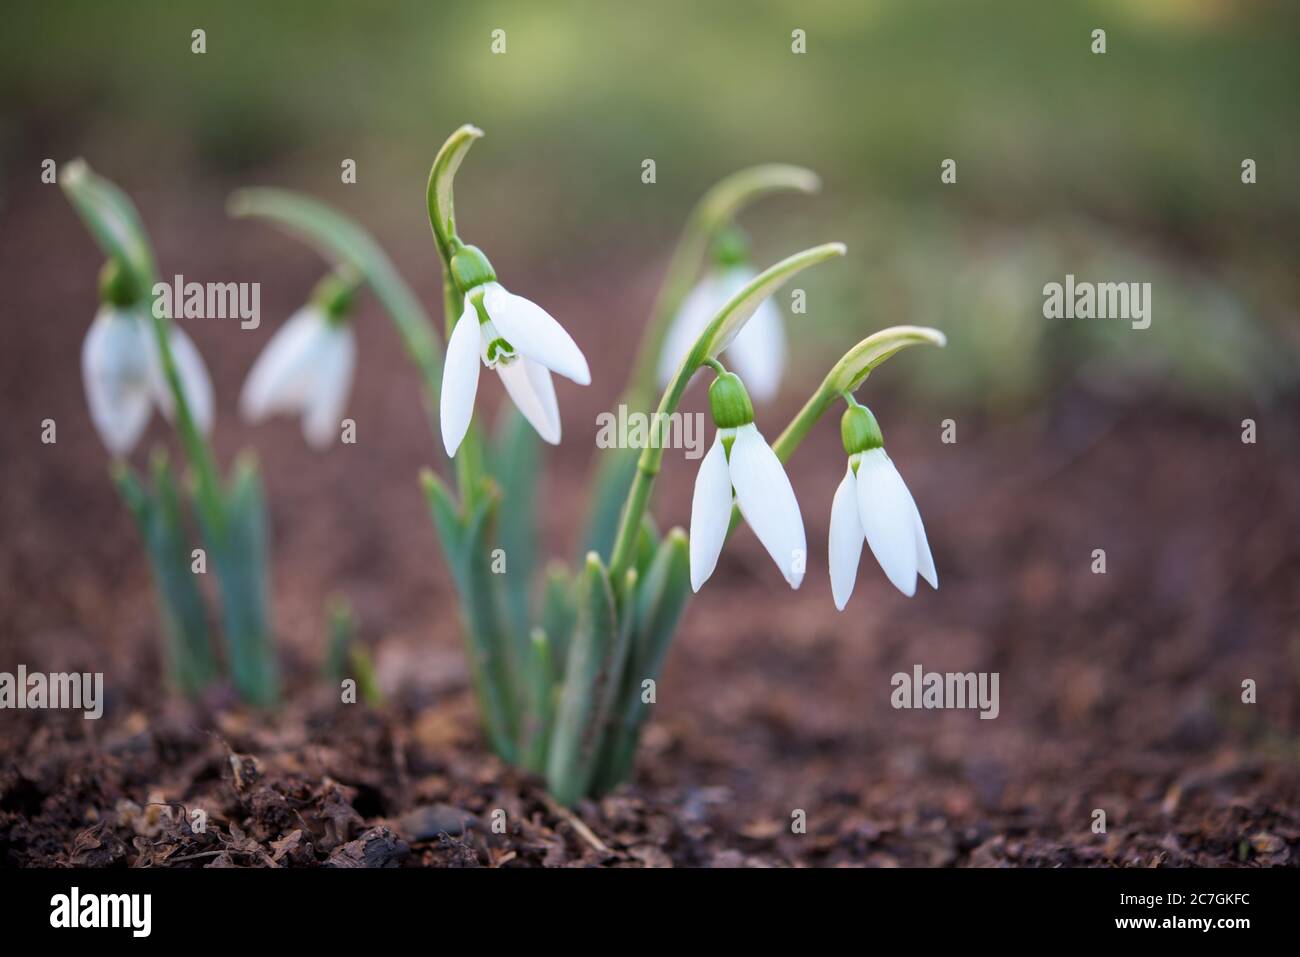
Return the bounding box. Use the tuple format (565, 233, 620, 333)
(545, 796, 609, 855)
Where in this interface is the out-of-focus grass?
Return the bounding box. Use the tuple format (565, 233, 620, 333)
(3, 0, 1297, 407)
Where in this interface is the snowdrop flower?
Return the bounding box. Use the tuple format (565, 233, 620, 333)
(828, 403, 936, 607)
(690, 369, 805, 591)
(82, 262, 214, 456)
(240, 273, 357, 450)
(657, 233, 786, 402)
(440, 244, 590, 457)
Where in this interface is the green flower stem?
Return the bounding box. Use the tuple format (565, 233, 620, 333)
(607, 242, 847, 585)
(419, 126, 523, 755)
(727, 324, 948, 533)
(623, 164, 820, 406)
(147, 309, 226, 532)
(426, 125, 484, 266)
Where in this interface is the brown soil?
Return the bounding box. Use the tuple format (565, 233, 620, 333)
(2, 180, 1299, 868)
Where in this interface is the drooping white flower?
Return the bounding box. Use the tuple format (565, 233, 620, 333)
(657, 265, 786, 402)
(828, 405, 936, 608)
(689, 371, 805, 591)
(82, 305, 215, 456)
(240, 305, 356, 450)
(440, 245, 590, 457)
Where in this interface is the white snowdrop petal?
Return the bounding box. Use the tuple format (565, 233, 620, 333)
(656, 276, 723, 387)
(302, 326, 356, 449)
(81, 308, 153, 455)
(725, 294, 785, 403)
(688, 434, 732, 591)
(828, 463, 865, 611)
(440, 302, 482, 457)
(497, 357, 561, 444)
(239, 307, 323, 422)
(855, 449, 918, 597)
(902, 480, 938, 590)
(482, 282, 590, 385)
(729, 423, 806, 589)
(160, 325, 216, 435)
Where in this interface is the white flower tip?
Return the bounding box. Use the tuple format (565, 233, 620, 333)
(304, 422, 336, 451)
(921, 567, 938, 590)
(891, 575, 918, 598)
(238, 387, 264, 425)
(441, 427, 463, 459)
(784, 557, 805, 590)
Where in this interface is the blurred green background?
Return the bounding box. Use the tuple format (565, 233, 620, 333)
(2, 0, 1297, 411)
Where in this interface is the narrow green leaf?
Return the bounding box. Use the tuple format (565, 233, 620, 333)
(520, 627, 555, 775)
(323, 595, 356, 683)
(490, 406, 540, 644)
(204, 454, 278, 706)
(349, 644, 384, 708)
(111, 457, 217, 696)
(419, 469, 517, 762)
(546, 553, 625, 805)
(539, 561, 577, 673)
(581, 447, 639, 560)
(634, 514, 661, 581)
(594, 528, 691, 791)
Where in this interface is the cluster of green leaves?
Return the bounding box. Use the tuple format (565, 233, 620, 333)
(63, 162, 278, 704)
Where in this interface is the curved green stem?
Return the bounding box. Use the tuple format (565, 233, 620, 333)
(426, 124, 484, 264)
(607, 242, 846, 583)
(726, 324, 948, 532)
(623, 164, 820, 407)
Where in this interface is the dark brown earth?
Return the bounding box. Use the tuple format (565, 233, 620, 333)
(2, 174, 1299, 868)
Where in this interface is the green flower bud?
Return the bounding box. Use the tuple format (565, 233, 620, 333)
(311, 269, 360, 326)
(712, 227, 750, 269)
(450, 243, 497, 292)
(98, 259, 138, 308)
(708, 371, 755, 429)
(841, 403, 883, 455)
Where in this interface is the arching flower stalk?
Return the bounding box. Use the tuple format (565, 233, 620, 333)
(657, 230, 786, 403)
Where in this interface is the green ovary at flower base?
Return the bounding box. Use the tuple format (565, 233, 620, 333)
(62, 161, 279, 706)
